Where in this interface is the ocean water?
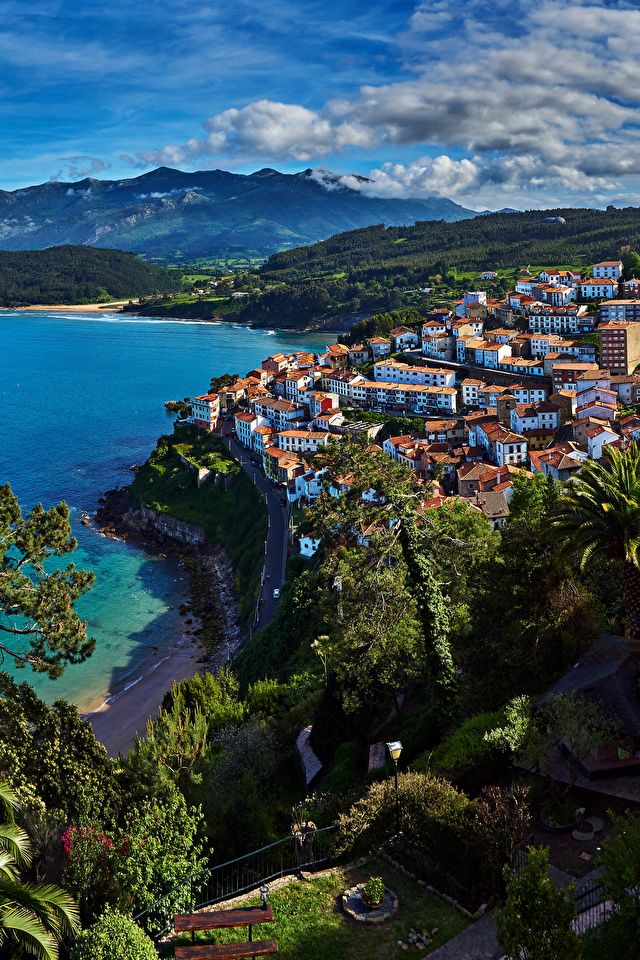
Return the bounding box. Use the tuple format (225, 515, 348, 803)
(0, 311, 327, 709)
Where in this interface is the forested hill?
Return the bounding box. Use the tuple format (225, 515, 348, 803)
(262, 206, 640, 283)
(0, 246, 180, 306)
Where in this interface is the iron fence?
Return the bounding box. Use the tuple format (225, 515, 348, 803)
(573, 879, 612, 934)
(133, 824, 337, 939)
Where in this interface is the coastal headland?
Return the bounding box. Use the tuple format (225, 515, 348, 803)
(86, 429, 268, 755)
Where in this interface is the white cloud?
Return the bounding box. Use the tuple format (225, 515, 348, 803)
(124, 0, 640, 206)
(342, 155, 480, 198)
(128, 100, 374, 167)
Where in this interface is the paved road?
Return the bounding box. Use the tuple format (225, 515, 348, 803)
(222, 425, 289, 632)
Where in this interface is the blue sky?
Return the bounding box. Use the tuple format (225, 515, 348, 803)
(1, 0, 640, 209)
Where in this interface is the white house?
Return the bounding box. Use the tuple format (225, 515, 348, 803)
(422, 332, 455, 362)
(191, 393, 220, 432)
(368, 337, 392, 358)
(460, 378, 485, 407)
(390, 325, 420, 351)
(592, 260, 623, 280)
(373, 360, 455, 388)
(324, 370, 364, 401)
(472, 419, 528, 466)
(579, 279, 618, 300)
(300, 534, 321, 557)
(510, 402, 560, 435)
(587, 425, 619, 460)
(276, 430, 331, 454)
(253, 397, 305, 431)
(544, 284, 575, 307)
(464, 340, 511, 369)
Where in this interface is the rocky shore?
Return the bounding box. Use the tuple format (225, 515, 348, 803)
(96, 486, 244, 658)
(88, 486, 245, 754)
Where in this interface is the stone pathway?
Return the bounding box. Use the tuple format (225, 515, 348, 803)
(427, 914, 502, 960)
(295, 725, 323, 786)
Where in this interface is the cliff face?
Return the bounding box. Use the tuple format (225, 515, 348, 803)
(123, 506, 206, 546)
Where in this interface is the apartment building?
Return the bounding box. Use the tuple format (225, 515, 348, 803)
(373, 360, 455, 388)
(599, 300, 640, 324)
(598, 320, 640, 375)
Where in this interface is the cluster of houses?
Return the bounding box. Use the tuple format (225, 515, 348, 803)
(186, 255, 640, 550)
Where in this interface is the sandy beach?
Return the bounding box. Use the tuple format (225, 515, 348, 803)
(14, 300, 138, 313)
(83, 636, 201, 757)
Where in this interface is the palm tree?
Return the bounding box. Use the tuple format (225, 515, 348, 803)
(0, 781, 79, 960)
(551, 444, 640, 640)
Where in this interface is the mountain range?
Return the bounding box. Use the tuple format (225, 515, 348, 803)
(0, 166, 478, 262)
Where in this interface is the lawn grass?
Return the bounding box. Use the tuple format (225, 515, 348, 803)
(132, 432, 267, 620)
(170, 859, 469, 959)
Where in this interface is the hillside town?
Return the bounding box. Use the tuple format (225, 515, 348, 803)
(186, 258, 640, 548)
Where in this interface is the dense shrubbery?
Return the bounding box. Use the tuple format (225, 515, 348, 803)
(70, 908, 157, 960)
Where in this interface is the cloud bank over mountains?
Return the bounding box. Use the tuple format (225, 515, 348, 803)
(123, 0, 640, 208)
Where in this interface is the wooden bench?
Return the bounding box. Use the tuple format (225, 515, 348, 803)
(174, 905, 277, 958)
(175, 940, 278, 959)
(175, 906, 274, 936)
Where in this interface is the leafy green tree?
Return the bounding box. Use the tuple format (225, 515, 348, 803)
(497, 846, 582, 960)
(0, 484, 95, 678)
(0, 780, 79, 960)
(62, 793, 206, 921)
(314, 537, 424, 712)
(551, 445, 640, 639)
(337, 771, 482, 897)
(399, 516, 455, 709)
(528, 693, 616, 794)
(128, 705, 209, 795)
(622, 251, 640, 280)
(0, 674, 118, 824)
(70, 907, 157, 960)
(310, 439, 465, 713)
(162, 669, 245, 731)
(112, 793, 205, 914)
(596, 811, 640, 937)
(464, 473, 602, 706)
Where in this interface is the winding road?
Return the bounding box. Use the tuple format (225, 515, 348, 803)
(222, 424, 290, 633)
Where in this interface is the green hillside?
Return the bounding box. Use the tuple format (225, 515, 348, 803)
(198, 205, 637, 328)
(0, 245, 180, 306)
(262, 206, 640, 283)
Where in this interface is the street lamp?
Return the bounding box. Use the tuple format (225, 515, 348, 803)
(386, 740, 403, 836)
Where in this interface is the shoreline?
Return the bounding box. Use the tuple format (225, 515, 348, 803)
(83, 634, 201, 757)
(8, 301, 343, 333)
(86, 486, 244, 757)
(11, 300, 139, 313)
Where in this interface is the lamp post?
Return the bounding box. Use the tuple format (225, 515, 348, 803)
(387, 740, 403, 836)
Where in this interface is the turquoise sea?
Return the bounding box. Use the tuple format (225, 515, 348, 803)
(0, 310, 327, 709)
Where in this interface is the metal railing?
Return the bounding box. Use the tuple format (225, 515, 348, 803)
(133, 825, 337, 939)
(573, 880, 612, 934)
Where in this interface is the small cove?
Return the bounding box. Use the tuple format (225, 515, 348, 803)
(0, 310, 327, 709)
